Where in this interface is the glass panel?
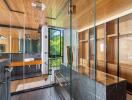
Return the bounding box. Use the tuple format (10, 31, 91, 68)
(23, 30, 42, 90)
(0, 11, 11, 99)
(72, 0, 96, 100)
(53, 0, 73, 99)
(10, 14, 25, 92)
(21, 4, 43, 90)
(119, 13, 132, 93)
(96, 1, 128, 99)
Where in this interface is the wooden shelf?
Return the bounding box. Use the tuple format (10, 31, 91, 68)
(107, 33, 117, 38)
(97, 38, 104, 40)
(79, 40, 88, 43)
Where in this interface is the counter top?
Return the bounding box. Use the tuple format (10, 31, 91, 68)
(9, 60, 42, 67)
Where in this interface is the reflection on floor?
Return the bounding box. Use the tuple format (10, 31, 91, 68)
(78, 67, 132, 100)
(11, 74, 54, 92)
(11, 87, 60, 100)
(11, 87, 132, 100)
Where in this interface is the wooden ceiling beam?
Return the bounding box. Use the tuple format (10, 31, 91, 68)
(0, 24, 38, 31)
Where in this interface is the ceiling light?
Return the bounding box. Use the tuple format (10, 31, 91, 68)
(32, 2, 46, 11)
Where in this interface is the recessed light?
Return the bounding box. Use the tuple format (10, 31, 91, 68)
(31, 2, 46, 11)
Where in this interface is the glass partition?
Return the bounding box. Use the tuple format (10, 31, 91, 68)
(3, 0, 132, 100)
(8, 1, 43, 92)
(96, 0, 129, 99)
(73, 0, 97, 100)
(0, 24, 11, 100)
(10, 12, 25, 92)
(54, 0, 72, 99)
(119, 13, 132, 93)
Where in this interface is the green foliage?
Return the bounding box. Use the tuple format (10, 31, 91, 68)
(49, 29, 63, 68)
(49, 58, 61, 68)
(50, 36, 60, 55)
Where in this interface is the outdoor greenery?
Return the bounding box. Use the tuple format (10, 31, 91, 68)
(49, 29, 63, 68)
(50, 35, 61, 56)
(49, 58, 62, 67)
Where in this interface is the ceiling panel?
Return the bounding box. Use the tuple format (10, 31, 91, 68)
(0, 0, 132, 30)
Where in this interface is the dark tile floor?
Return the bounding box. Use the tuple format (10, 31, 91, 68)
(11, 87, 60, 100)
(11, 87, 132, 100)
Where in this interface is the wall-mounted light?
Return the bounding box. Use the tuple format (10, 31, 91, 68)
(32, 1, 46, 11)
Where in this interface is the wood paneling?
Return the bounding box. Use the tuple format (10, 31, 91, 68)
(75, 0, 132, 30)
(119, 14, 132, 35)
(0, 0, 132, 29)
(0, 0, 69, 28)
